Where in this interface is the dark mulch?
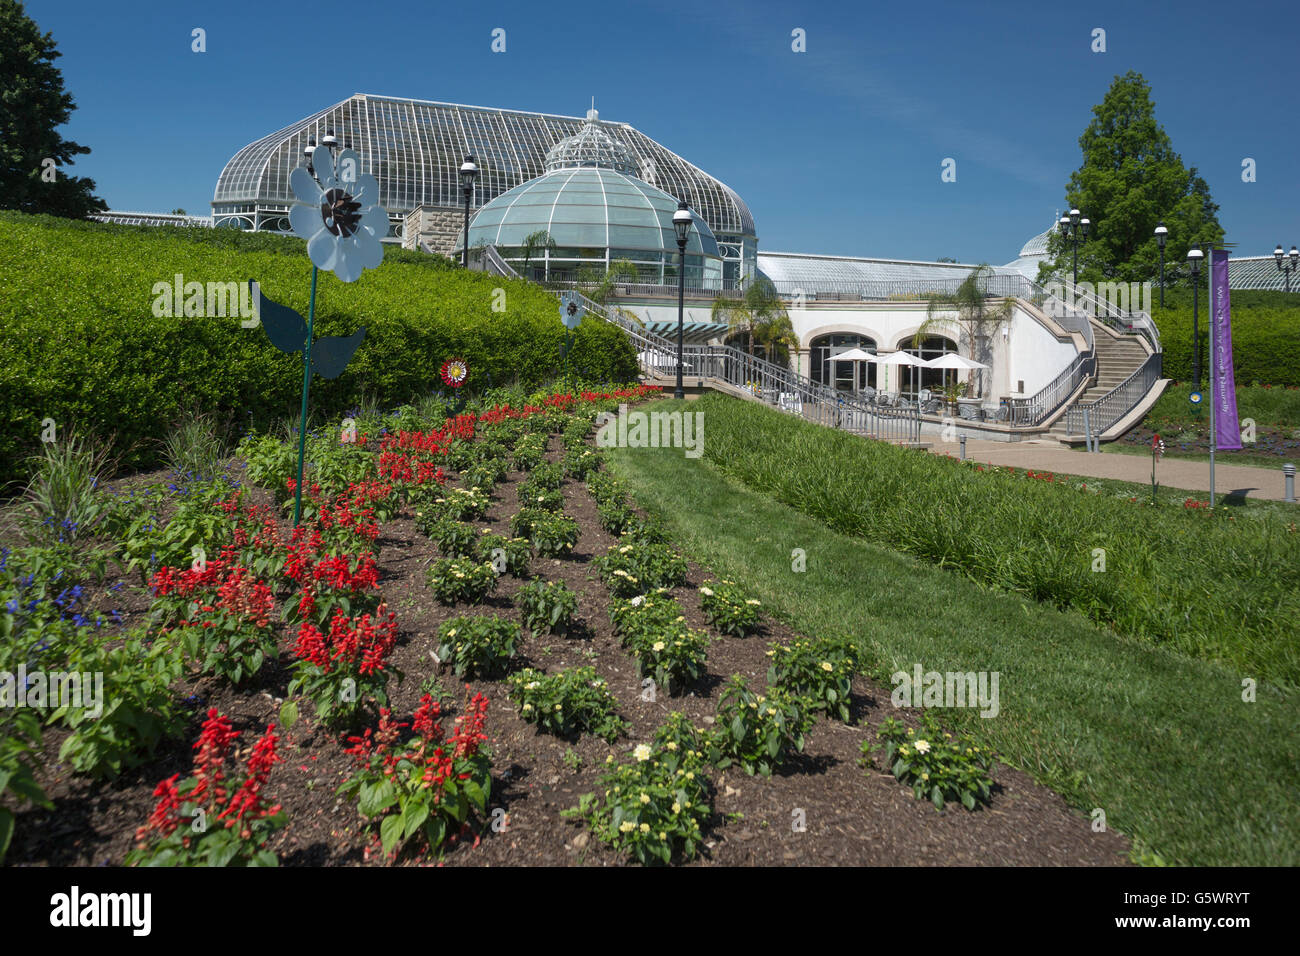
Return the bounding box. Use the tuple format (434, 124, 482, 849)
(5, 433, 1132, 867)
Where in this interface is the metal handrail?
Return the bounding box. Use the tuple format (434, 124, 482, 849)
(574, 285, 920, 443)
(1064, 351, 1162, 436)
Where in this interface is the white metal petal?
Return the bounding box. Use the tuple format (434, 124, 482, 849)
(357, 230, 384, 270)
(358, 204, 388, 238)
(290, 166, 322, 205)
(351, 173, 380, 205)
(311, 145, 336, 190)
(289, 204, 322, 243)
(333, 239, 362, 283)
(307, 229, 340, 272)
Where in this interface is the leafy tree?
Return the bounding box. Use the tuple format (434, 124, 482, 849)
(170, 208, 187, 216)
(915, 264, 1013, 399)
(1038, 71, 1222, 287)
(0, 0, 105, 218)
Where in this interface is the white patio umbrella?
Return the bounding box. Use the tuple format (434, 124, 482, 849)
(872, 350, 930, 396)
(925, 353, 988, 370)
(827, 347, 876, 394)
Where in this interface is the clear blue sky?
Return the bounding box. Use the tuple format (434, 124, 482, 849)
(25, 0, 1298, 264)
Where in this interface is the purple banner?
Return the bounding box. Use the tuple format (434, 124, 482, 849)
(1211, 249, 1241, 451)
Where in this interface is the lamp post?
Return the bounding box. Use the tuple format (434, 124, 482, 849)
(1058, 208, 1090, 288)
(459, 154, 478, 268)
(1274, 244, 1299, 293)
(1188, 247, 1204, 388)
(1154, 221, 1168, 307)
(672, 200, 693, 400)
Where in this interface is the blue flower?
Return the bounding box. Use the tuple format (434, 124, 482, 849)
(4, 598, 17, 614)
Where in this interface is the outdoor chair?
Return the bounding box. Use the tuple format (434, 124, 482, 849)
(957, 403, 982, 421)
(876, 392, 894, 407)
(862, 386, 877, 404)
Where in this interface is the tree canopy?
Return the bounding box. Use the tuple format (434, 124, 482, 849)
(0, 0, 105, 219)
(1038, 71, 1222, 287)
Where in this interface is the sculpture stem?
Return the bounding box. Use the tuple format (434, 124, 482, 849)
(292, 266, 318, 527)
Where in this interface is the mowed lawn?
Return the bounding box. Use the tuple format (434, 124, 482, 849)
(607, 430, 1300, 867)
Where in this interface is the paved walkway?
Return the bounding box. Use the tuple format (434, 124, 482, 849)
(925, 439, 1296, 503)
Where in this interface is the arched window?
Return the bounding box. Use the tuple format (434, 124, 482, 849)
(897, 335, 958, 395)
(810, 333, 877, 391)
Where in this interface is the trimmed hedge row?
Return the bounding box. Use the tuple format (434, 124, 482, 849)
(1151, 292, 1300, 387)
(680, 392, 1300, 688)
(0, 212, 637, 482)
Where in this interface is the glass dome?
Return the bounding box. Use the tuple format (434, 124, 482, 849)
(543, 109, 638, 175)
(463, 165, 722, 287)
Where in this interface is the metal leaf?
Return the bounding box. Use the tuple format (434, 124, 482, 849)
(249, 281, 308, 354)
(311, 327, 366, 380)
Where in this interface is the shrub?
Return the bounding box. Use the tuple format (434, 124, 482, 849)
(0, 710, 50, 862)
(699, 578, 763, 636)
(515, 578, 579, 635)
(436, 615, 521, 678)
(865, 713, 994, 811)
(563, 446, 601, 479)
(765, 635, 857, 722)
(462, 461, 504, 493)
(564, 713, 712, 865)
(426, 557, 497, 605)
(339, 692, 492, 859)
(519, 486, 564, 512)
(0, 210, 638, 481)
(709, 675, 811, 777)
(413, 487, 491, 524)
(506, 666, 626, 742)
(609, 590, 687, 644)
(522, 462, 564, 491)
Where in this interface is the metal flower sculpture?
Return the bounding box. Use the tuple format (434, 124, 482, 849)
(440, 358, 469, 389)
(558, 291, 585, 384)
(290, 145, 388, 282)
(249, 142, 385, 526)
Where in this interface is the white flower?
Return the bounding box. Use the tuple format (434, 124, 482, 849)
(914, 739, 931, 754)
(630, 595, 644, 607)
(633, 744, 651, 762)
(699, 586, 714, 596)
(289, 145, 388, 282)
(652, 641, 665, 652)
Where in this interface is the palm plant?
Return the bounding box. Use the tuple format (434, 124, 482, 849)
(712, 276, 789, 360)
(519, 229, 556, 279)
(914, 264, 1013, 400)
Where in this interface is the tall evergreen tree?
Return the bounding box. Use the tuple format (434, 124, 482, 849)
(1039, 71, 1222, 287)
(0, 0, 105, 218)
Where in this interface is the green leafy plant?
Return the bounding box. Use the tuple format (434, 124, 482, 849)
(436, 615, 521, 678)
(18, 432, 114, 544)
(475, 532, 532, 577)
(161, 410, 227, 480)
(339, 691, 492, 859)
(511, 433, 548, 471)
(563, 713, 712, 865)
(710, 675, 811, 777)
(52, 631, 187, 779)
(511, 508, 579, 557)
(288, 606, 401, 727)
(699, 578, 763, 637)
(426, 556, 497, 605)
(127, 709, 285, 867)
(626, 624, 710, 696)
(515, 578, 578, 635)
(563, 446, 601, 480)
(425, 517, 480, 557)
(507, 666, 626, 742)
(765, 635, 857, 722)
(866, 713, 994, 811)
(0, 710, 51, 863)
(596, 538, 687, 597)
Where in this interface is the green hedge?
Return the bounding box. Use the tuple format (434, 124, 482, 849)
(0, 212, 637, 482)
(678, 393, 1300, 688)
(1151, 289, 1300, 386)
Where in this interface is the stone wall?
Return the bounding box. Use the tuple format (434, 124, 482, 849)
(402, 205, 467, 256)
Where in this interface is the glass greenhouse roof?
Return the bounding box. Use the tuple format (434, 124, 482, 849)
(466, 167, 720, 259)
(1225, 256, 1300, 291)
(757, 251, 1020, 294)
(212, 95, 756, 239)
